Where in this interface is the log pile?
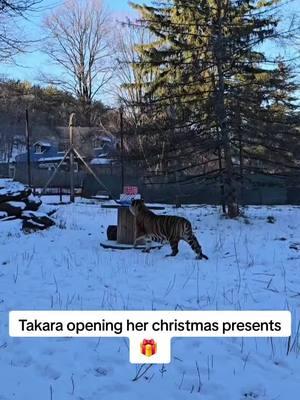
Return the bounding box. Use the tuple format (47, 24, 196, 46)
(0, 179, 55, 231)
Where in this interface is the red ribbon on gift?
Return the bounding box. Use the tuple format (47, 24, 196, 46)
(141, 339, 156, 355)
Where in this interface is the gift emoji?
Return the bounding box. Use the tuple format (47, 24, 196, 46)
(140, 339, 157, 357)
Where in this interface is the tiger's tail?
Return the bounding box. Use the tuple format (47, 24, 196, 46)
(183, 222, 208, 260)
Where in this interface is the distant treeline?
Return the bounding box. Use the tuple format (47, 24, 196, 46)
(0, 79, 119, 162)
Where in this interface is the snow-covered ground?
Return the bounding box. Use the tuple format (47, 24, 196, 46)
(1, 198, 300, 399)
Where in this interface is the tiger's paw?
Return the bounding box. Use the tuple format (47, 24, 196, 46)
(142, 248, 151, 253)
(196, 253, 209, 260)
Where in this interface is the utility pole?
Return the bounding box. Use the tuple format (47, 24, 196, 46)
(69, 113, 75, 202)
(25, 109, 31, 187)
(120, 106, 125, 192)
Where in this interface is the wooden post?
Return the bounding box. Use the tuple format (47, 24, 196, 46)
(120, 106, 124, 192)
(69, 113, 75, 203)
(25, 109, 32, 188)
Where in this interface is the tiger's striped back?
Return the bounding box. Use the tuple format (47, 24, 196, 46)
(145, 215, 190, 242)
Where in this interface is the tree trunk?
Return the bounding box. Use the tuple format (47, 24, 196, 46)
(237, 103, 244, 206)
(214, 0, 239, 218)
(217, 127, 226, 213)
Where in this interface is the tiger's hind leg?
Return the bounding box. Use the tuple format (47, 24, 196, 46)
(184, 233, 208, 260)
(165, 239, 179, 257)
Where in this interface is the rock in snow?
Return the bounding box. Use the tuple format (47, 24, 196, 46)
(0, 179, 55, 231)
(0, 201, 26, 217)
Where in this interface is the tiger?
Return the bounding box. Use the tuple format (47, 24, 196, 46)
(129, 199, 208, 260)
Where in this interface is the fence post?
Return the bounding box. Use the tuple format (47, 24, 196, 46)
(69, 113, 75, 203)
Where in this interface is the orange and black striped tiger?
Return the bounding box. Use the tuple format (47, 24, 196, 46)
(129, 200, 208, 260)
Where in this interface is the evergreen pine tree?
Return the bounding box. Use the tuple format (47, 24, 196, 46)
(129, 0, 299, 216)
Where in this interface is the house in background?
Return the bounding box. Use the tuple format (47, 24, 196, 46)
(54, 126, 120, 166)
(15, 140, 71, 171)
(90, 136, 119, 165)
(15, 133, 119, 171)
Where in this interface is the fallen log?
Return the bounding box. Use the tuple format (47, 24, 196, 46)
(0, 179, 31, 203)
(24, 195, 42, 211)
(0, 211, 8, 220)
(21, 211, 55, 231)
(0, 201, 26, 217)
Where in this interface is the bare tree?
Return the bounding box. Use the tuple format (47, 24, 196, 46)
(113, 22, 166, 171)
(0, 0, 42, 61)
(42, 0, 112, 126)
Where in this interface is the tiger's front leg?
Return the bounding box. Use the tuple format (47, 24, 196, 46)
(133, 235, 145, 249)
(142, 235, 152, 253)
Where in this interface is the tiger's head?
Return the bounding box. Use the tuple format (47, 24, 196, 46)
(129, 199, 145, 216)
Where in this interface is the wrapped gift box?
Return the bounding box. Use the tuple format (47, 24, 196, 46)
(140, 339, 157, 357)
(119, 190, 141, 206)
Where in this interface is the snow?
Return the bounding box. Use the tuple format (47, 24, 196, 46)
(90, 157, 113, 165)
(38, 156, 65, 162)
(7, 201, 26, 210)
(22, 210, 48, 218)
(25, 218, 45, 228)
(33, 141, 52, 147)
(0, 200, 300, 399)
(0, 179, 27, 196)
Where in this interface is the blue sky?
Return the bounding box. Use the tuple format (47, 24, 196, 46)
(0, 0, 299, 103)
(0, 0, 139, 83)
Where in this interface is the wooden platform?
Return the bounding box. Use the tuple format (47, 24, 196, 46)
(100, 240, 162, 250)
(101, 203, 165, 210)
